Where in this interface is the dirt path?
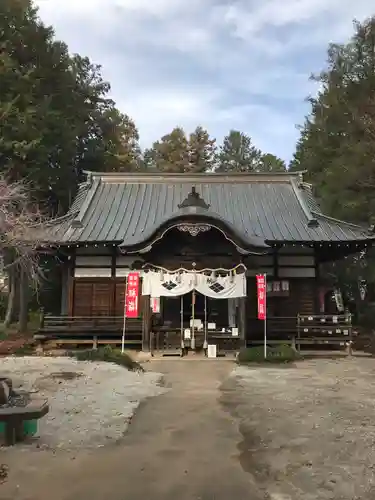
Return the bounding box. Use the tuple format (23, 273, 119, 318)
(1, 359, 262, 500)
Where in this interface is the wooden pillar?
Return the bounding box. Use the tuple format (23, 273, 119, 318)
(240, 296, 247, 347)
(314, 247, 320, 313)
(142, 295, 151, 351)
(67, 248, 76, 316)
(111, 246, 117, 316)
(273, 247, 279, 278)
(60, 263, 69, 314)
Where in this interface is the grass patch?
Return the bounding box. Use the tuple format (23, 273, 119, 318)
(67, 345, 144, 372)
(12, 343, 35, 356)
(237, 344, 302, 365)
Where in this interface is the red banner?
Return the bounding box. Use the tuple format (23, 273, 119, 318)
(256, 274, 266, 320)
(125, 272, 140, 318)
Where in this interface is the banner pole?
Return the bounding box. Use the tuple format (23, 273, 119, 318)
(180, 295, 184, 349)
(121, 276, 129, 354)
(264, 273, 267, 359)
(191, 289, 195, 350)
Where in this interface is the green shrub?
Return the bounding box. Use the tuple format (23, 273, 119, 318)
(237, 344, 302, 364)
(13, 343, 36, 356)
(67, 345, 144, 372)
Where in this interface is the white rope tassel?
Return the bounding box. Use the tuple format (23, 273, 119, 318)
(143, 262, 247, 274)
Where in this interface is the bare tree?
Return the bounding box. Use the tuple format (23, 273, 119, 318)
(0, 177, 52, 330)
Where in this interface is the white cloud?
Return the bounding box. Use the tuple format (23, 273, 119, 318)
(34, 0, 375, 161)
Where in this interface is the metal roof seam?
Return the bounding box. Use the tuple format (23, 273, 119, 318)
(242, 184, 265, 238)
(79, 183, 109, 241)
(272, 183, 305, 240)
(88, 183, 119, 241)
(100, 183, 126, 241)
(105, 183, 131, 241)
(256, 184, 279, 240)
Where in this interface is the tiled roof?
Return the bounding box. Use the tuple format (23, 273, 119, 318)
(50, 171, 373, 248)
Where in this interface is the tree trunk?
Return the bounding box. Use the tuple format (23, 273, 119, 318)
(3, 267, 16, 327)
(18, 268, 29, 333)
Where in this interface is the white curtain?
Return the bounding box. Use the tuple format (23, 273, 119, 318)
(196, 274, 246, 299)
(142, 272, 195, 297)
(142, 271, 246, 299)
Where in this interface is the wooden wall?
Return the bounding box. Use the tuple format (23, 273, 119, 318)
(70, 278, 144, 317)
(66, 244, 318, 318)
(246, 277, 315, 317)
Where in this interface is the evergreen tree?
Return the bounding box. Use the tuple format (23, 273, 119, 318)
(0, 0, 142, 213)
(290, 17, 375, 224)
(291, 16, 375, 326)
(257, 153, 286, 172)
(149, 127, 189, 172)
(187, 126, 216, 172)
(215, 130, 261, 172)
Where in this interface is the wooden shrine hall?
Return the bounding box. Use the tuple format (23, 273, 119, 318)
(37, 170, 375, 354)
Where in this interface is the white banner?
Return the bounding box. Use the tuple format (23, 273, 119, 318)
(142, 271, 246, 299)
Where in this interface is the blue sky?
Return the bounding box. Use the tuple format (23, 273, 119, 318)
(34, 0, 375, 163)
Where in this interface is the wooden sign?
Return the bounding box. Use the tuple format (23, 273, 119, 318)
(266, 280, 290, 297)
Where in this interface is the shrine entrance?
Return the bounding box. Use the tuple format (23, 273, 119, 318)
(145, 267, 247, 357)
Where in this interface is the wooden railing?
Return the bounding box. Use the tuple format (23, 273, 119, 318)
(247, 314, 353, 350)
(297, 313, 352, 350)
(246, 316, 297, 345)
(37, 314, 142, 342)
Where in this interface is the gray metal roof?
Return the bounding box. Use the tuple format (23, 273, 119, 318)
(50, 171, 373, 247)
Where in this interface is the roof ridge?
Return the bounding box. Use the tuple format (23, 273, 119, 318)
(83, 169, 305, 177)
(312, 211, 369, 232)
(81, 170, 305, 184)
(290, 178, 319, 228)
(71, 178, 101, 228)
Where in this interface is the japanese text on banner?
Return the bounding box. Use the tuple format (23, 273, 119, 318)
(125, 272, 140, 318)
(256, 274, 266, 320)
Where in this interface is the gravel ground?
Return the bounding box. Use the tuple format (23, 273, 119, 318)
(0, 356, 166, 449)
(2, 357, 375, 500)
(222, 357, 375, 500)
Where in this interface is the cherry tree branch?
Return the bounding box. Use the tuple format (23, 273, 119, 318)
(0, 177, 53, 283)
